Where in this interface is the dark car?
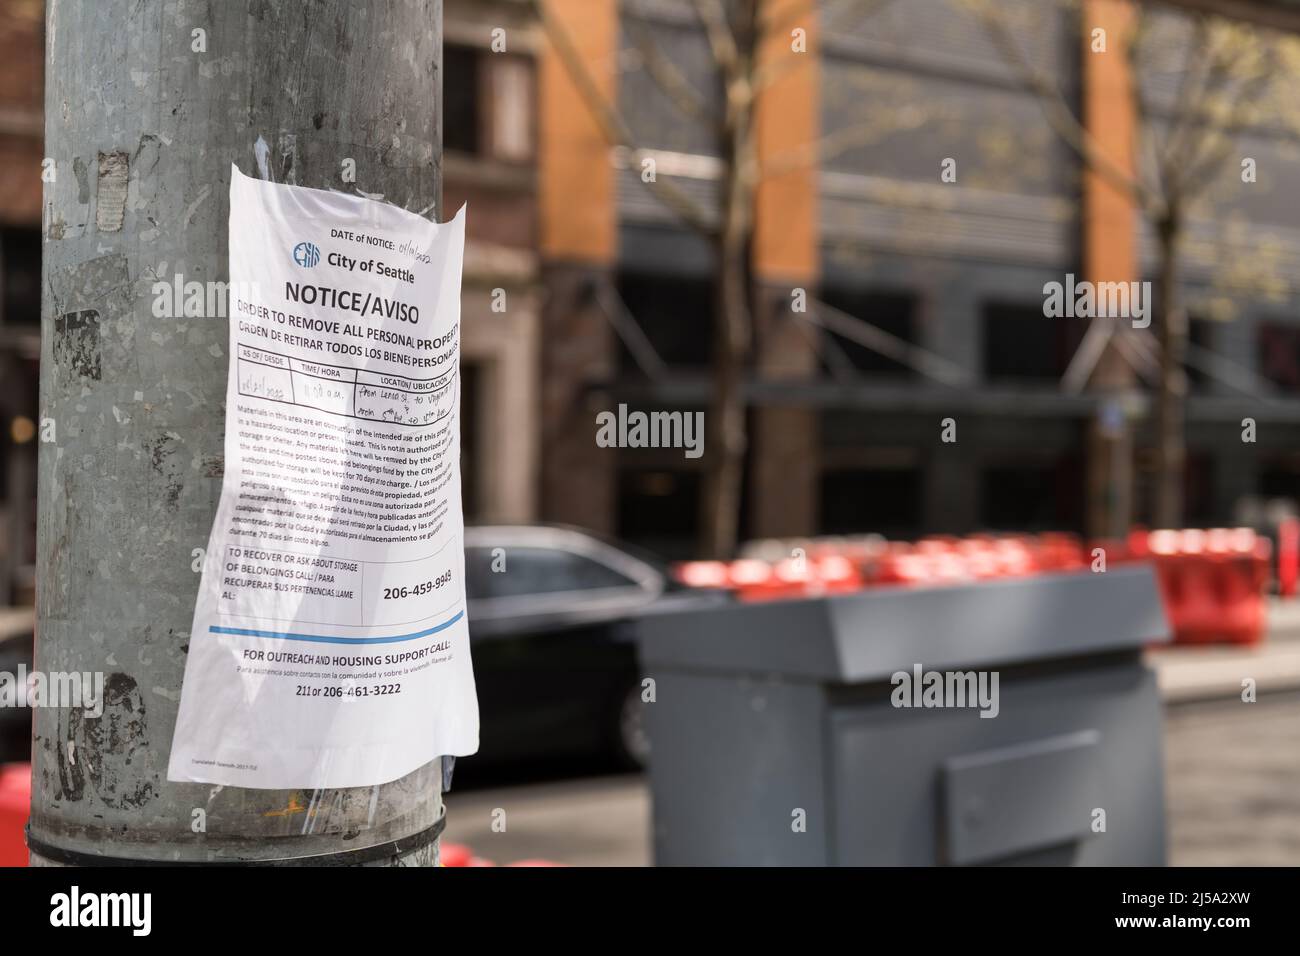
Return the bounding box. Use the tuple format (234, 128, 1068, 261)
(0, 531, 720, 771)
(463, 525, 727, 769)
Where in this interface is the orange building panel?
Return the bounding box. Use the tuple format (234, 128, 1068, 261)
(539, 0, 617, 264)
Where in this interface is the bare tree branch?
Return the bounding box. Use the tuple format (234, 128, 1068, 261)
(532, 0, 718, 237)
(761, 99, 937, 179)
(1124, 13, 1193, 200)
(1155, 17, 1214, 180)
(792, 308, 859, 382)
(1111, 329, 1161, 386)
(969, 0, 1162, 218)
(624, 16, 714, 122)
(592, 279, 669, 379)
(692, 0, 742, 82)
(1170, 38, 1277, 198)
(804, 299, 971, 386)
(1129, 327, 1267, 397)
(1061, 320, 1115, 394)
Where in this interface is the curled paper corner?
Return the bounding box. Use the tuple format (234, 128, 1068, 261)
(253, 135, 271, 181)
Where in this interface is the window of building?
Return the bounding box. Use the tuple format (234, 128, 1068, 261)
(816, 288, 918, 377)
(488, 55, 533, 162)
(0, 228, 40, 326)
(982, 300, 1081, 383)
(819, 468, 922, 538)
(444, 43, 483, 156)
(1186, 316, 1214, 392)
(444, 44, 533, 162)
(1133, 451, 1217, 528)
(1259, 461, 1300, 504)
(1257, 322, 1300, 393)
(1184, 453, 1216, 527)
(616, 271, 714, 371)
(617, 469, 701, 560)
(979, 459, 1083, 532)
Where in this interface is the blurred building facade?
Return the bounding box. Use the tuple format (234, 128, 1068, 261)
(0, 0, 547, 605)
(538, 0, 1300, 558)
(445, 0, 541, 526)
(0, 0, 42, 604)
(6, 0, 1300, 597)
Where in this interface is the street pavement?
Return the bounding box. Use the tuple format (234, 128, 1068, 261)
(444, 775, 650, 867)
(445, 601, 1300, 867)
(1164, 690, 1300, 866)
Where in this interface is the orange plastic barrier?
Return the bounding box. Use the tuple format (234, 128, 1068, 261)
(673, 560, 730, 589)
(676, 555, 863, 603)
(683, 529, 1269, 645)
(440, 842, 496, 866)
(1279, 518, 1299, 598)
(440, 841, 561, 867)
(0, 763, 29, 867)
(1143, 529, 1270, 645)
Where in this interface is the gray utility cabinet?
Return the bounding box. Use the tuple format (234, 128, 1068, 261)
(635, 565, 1170, 866)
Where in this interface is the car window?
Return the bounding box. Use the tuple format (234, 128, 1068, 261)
(464, 546, 637, 600)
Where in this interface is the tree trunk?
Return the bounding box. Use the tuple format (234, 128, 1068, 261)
(1154, 210, 1187, 529)
(700, 93, 755, 559)
(700, 263, 747, 558)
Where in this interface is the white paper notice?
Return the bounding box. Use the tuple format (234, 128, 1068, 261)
(167, 166, 478, 789)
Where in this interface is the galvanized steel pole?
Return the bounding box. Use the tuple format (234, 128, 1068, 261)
(33, 0, 446, 865)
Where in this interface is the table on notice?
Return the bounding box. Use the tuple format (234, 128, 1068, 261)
(235, 344, 456, 427)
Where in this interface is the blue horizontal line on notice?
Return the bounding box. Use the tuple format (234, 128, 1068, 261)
(209, 610, 465, 645)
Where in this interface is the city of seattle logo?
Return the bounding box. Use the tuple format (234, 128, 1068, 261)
(292, 241, 320, 267)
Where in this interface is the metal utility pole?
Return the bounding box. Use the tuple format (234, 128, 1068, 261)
(33, 0, 446, 865)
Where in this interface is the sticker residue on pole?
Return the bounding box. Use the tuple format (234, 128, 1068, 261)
(167, 166, 478, 789)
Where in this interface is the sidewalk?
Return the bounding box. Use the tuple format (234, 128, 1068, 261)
(1148, 598, 1300, 703)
